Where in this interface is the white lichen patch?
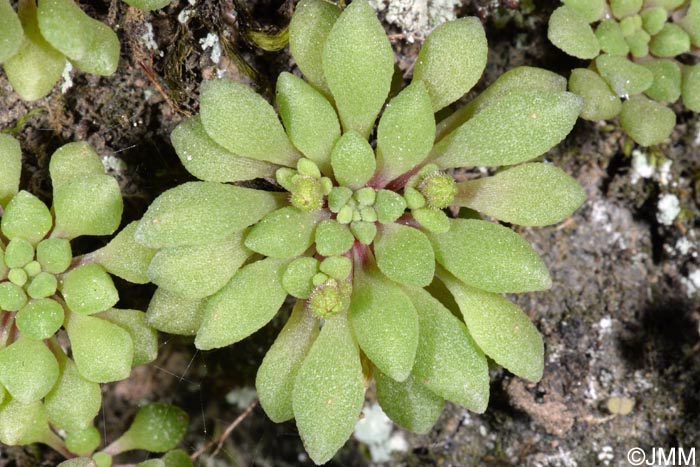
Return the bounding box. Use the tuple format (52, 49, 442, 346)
(656, 193, 680, 226)
(597, 445, 614, 465)
(369, 0, 460, 39)
(630, 149, 654, 184)
(60, 61, 74, 94)
(680, 269, 700, 297)
(199, 32, 222, 64)
(101, 155, 127, 177)
(354, 403, 408, 463)
(225, 386, 257, 409)
(178, 7, 195, 24)
(140, 22, 159, 52)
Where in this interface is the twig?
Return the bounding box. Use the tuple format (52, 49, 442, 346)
(190, 399, 259, 461)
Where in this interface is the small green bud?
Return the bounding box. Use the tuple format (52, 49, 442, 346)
(320, 177, 334, 195)
(350, 221, 377, 245)
(315, 220, 355, 256)
(418, 172, 457, 209)
(404, 187, 426, 210)
(336, 205, 354, 224)
(24, 261, 42, 277)
(65, 426, 101, 456)
(282, 257, 319, 299)
(413, 208, 450, 233)
(312, 272, 330, 287)
(619, 16, 639, 36)
(8, 268, 28, 287)
(641, 7, 667, 36)
(0, 282, 27, 311)
(16, 298, 64, 340)
(290, 175, 324, 212)
(360, 206, 378, 223)
(36, 239, 73, 274)
(374, 190, 407, 224)
(276, 167, 297, 191)
(92, 452, 112, 467)
(610, 0, 642, 19)
(307, 279, 351, 319)
(328, 186, 353, 213)
(26, 272, 58, 299)
(297, 158, 322, 179)
(354, 187, 376, 206)
(320, 256, 352, 281)
(626, 28, 650, 58)
(5, 238, 34, 269)
(352, 207, 363, 223)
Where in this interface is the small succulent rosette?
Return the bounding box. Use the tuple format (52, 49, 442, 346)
(135, 0, 586, 463)
(0, 134, 158, 458)
(548, 0, 700, 146)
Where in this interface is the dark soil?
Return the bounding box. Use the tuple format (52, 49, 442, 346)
(1, 1, 700, 466)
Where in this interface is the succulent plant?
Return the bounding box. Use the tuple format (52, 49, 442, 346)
(547, 0, 700, 146)
(134, 0, 586, 463)
(0, 134, 160, 458)
(0, 0, 173, 101)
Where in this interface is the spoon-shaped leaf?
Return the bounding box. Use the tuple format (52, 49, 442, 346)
(568, 68, 622, 121)
(0, 0, 22, 63)
(375, 370, 444, 433)
(49, 142, 105, 189)
(148, 232, 250, 299)
(200, 78, 299, 167)
(440, 270, 544, 382)
(98, 309, 158, 366)
(91, 221, 157, 284)
(403, 287, 489, 412)
(375, 81, 435, 185)
(682, 64, 700, 112)
(454, 163, 586, 226)
(0, 399, 52, 446)
(1, 190, 52, 244)
(375, 223, 434, 287)
(146, 287, 204, 336)
(61, 263, 119, 315)
(244, 207, 318, 258)
(64, 19, 119, 75)
(171, 116, 278, 183)
(350, 265, 419, 381)
(66, 312, 133, 383)
(135, 181, 283, 248)
(0, 336, 59, 402)
(330, 131, 376, 190)
(619, 94, 675, 146)
(289, 0, 341, 93)
(413, 17, 487, 112)
(322, 0, 393, 138)
(195, 257, 289, 350)
(105, 403, 188, 454)
(547, 6, 600, 59)
(595, 54, 653, 97)
(16, 298, 64, 339)
(429, 219, 551, 293)
(45, 352, 101, 432)
(0, 134, 21, 207)
(257, 301, 319, 422)
(642, 59, 681, 103)
(292, 312, 364, 465)
(431, 91, 582, 169)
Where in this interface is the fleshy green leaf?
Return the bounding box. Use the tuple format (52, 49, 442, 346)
(292, 312, 364, 465)
(330, 131, 376, 190)
(375, 370, 444, 433)
(619, 94, 675, 146)
(277, 72, 340, 175)
(440, 271, 544, 382)
(122, 0, 171, 10)
(0, 336, 59, 402)
(0, 134, 21, 207)
(66, 19, 119, 76)
(682, 64, 700, 112)
(350, 266, 419, 381)
(547, 6, 600, 59)
(135, 181, 282, 248)
(610, 0, 642, 18)
(568, 68, 622, 121)
(65, 427, 100, 456)
(375, 223, 434, 287)
(171, 117, 277, 183)
(322, 0, 394, 137)
(282, 257, 319, 298)
(146, 287, 204, 336)
(595, 54, 653, 97)
(1, 190, 52, 244)
(641, 7, 667, 35)
(436, 67, 567, 142)
(66, 312, 133, 383)
(61, 263, 118, 315)
(649, 23, 690, 57)
(374, 189, 407, 224)
(375, 81, 435, 185)
(454, 163, 586, 226)
(404, 287, 489, 411)
(0, 0, 22, 63)
(643, 59, 681, 103)
(563, 0, 605, 22)
(49, 142, 105, 189)
(45, 354, 101, 432)
(162, 450, 194, 467)
(4, 0, 65, 101)
(244, 207, 318, 258)
(148, 232, 250, 299)
(257, 301, 319, 422)
(315, 219, 354, 257)
(429, 219, 551, 293)
(0, 399, 51, 446)
(16, 298, 64, 340)
(431, 91, 582, 169)
(680, 0, 700, 47)
(413, 17, 487, 112)
(57, 458, 98, 467)
(91, 221, 156, 284)
(195, 257, 288, 350)
(199, 78, 299, 167)
(289, 0, 341, 93)
(595, 20, 630, 55)
(52, 174, 123, 239)
(98, 309, 158, 366)
(109, 404, 188, 454)
(36, 238, 72, 274)
(37, 0, 106, 61)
